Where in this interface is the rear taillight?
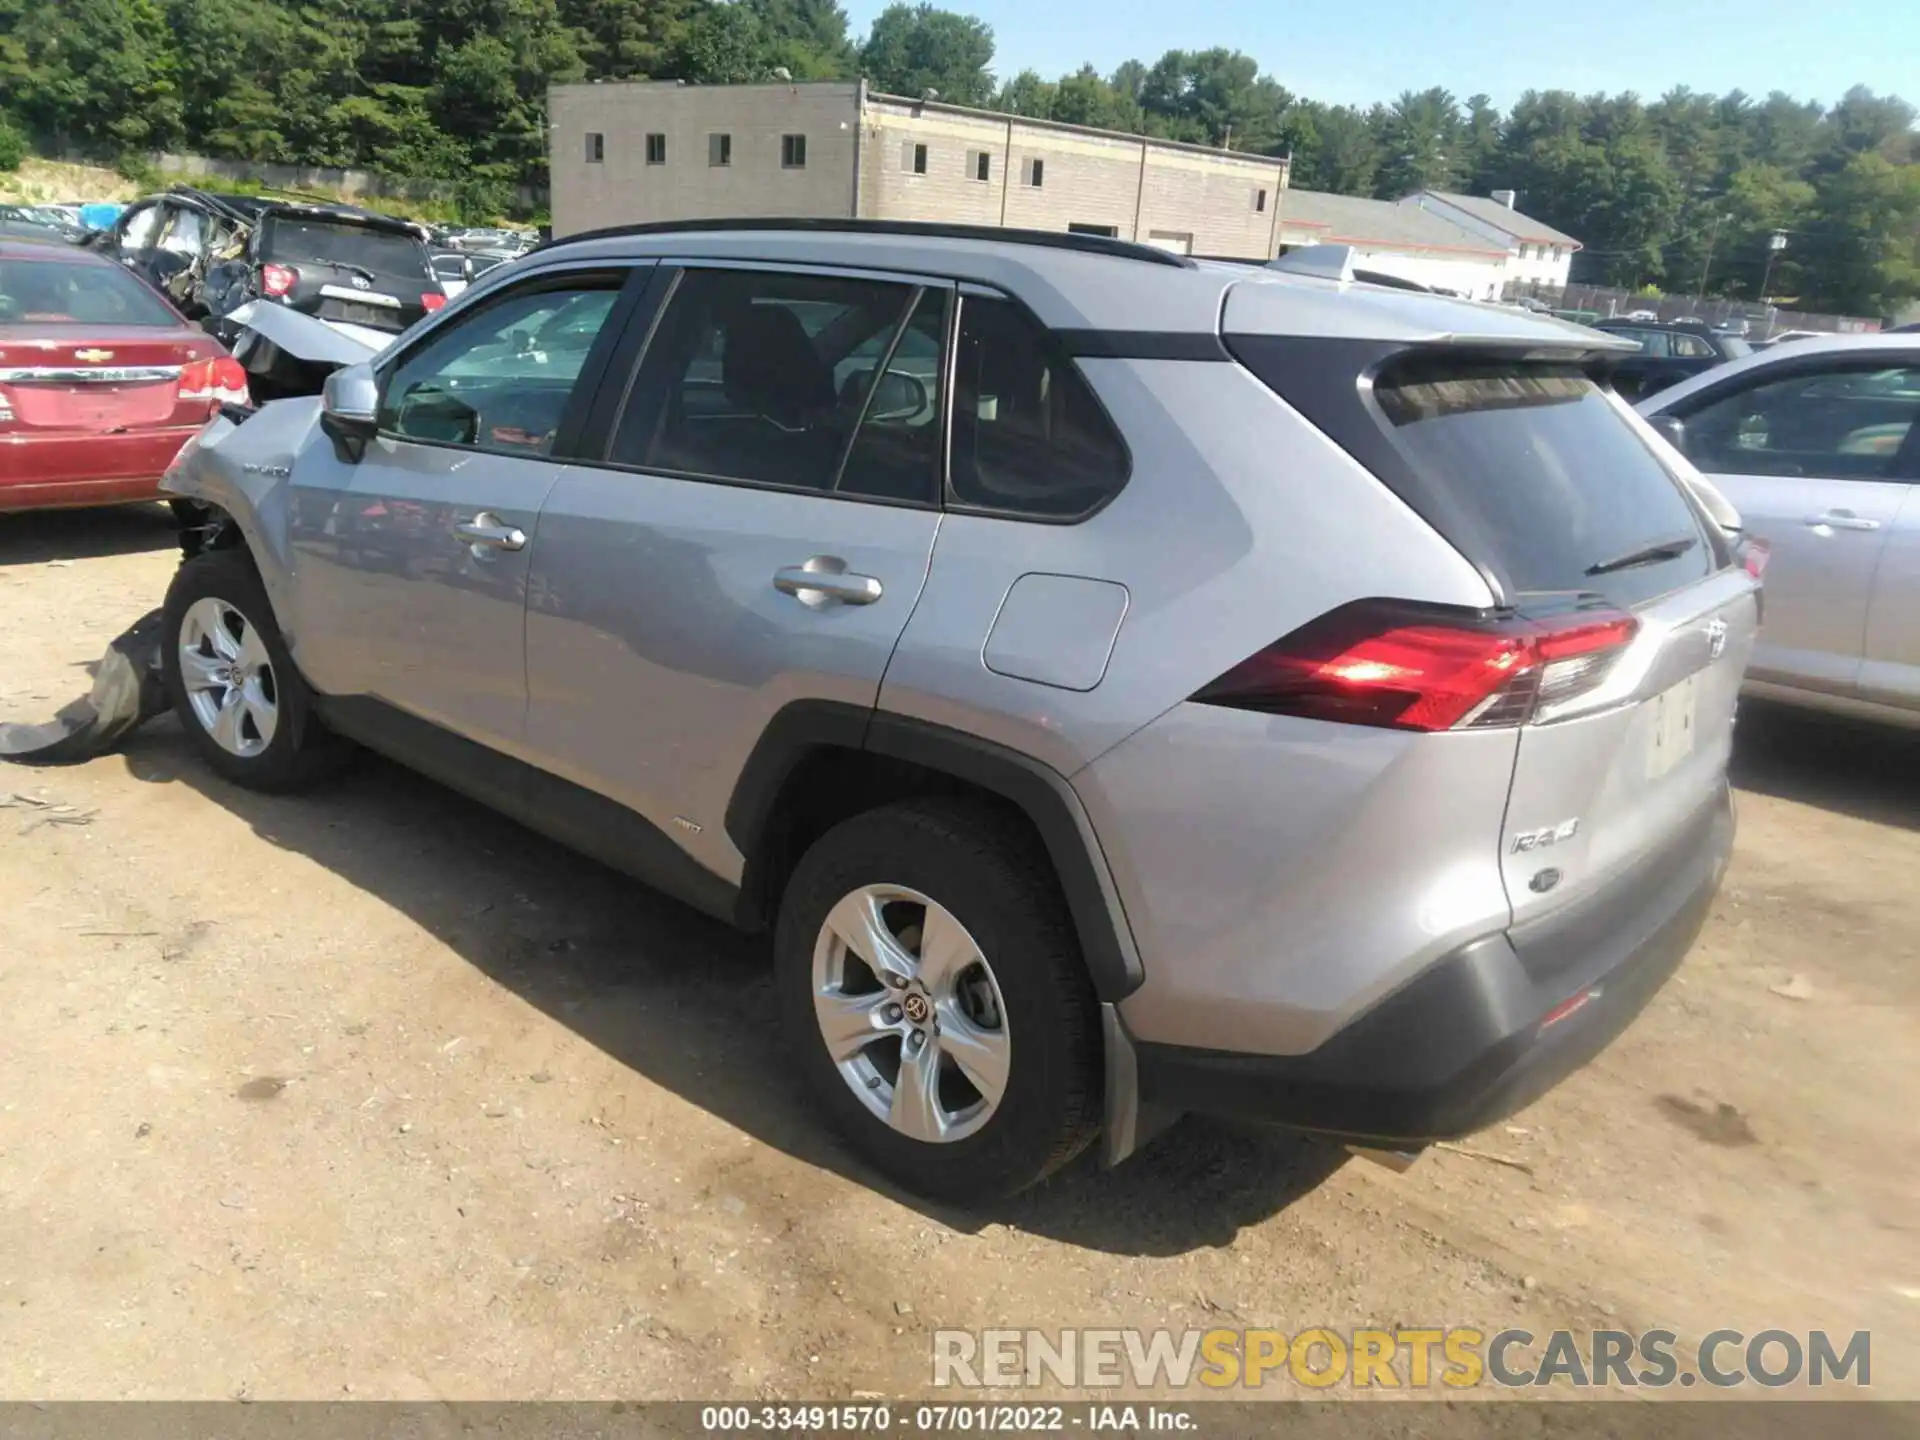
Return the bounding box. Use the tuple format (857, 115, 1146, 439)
(260, 264, 298, 297)
(1737, 535, 1770, 581)
(1192, 599, 1639, 732)
(422, 292, 446, 312)
(178, 356, 250, 409)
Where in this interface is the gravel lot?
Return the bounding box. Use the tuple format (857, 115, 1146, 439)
(2, 505, 1917, 1402)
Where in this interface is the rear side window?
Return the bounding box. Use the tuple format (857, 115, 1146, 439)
(949, 294, 1129, 519)
(1371, 357, 1712, 607)
(0, 257, 179, 326)
(264, 218, 431, 279)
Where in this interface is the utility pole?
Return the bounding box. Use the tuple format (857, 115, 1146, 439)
(1695, 213, 1726, 302)
(1758, 229, 1788, 301)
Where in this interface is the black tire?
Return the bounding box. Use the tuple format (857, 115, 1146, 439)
(775, 798, 1101, 1203)
(161, 548, 351, 791)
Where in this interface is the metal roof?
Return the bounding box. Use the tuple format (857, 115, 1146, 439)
(1278, 190, 1505, 258)
(1408, 191, 1583, 249)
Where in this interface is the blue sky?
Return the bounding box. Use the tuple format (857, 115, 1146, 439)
(842, 0, 1920, 112)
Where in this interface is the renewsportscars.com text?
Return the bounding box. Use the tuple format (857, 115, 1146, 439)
(931, 1327, 1872, 1390)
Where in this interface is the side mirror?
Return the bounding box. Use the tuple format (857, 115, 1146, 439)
(868, 368, 929, 422)
(320, 362, 380, 458)
(1648, 413, 1688, 455)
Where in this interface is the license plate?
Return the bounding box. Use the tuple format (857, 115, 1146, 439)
(323, 301, 403, 328)
(1646, 675, 1698, 780)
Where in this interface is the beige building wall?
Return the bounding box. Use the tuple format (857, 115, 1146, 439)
(548, 83, 1290, 258)
(549, 81, 860, 236)
(860, 97, 1287, 257)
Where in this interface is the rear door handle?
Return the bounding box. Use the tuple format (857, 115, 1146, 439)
(453, 511, 527, 553)
(1804, 510, 1881, 532)
(774, 559, 883, 606)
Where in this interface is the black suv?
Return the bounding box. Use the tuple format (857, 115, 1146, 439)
(1591, 317, 1751, 400)
(97, 189, 445, 342)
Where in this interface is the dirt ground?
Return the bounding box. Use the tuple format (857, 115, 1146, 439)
(2, 505, 1917, 1404)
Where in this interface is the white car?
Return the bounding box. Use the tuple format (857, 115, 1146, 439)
(1639, 334, 1920, 727)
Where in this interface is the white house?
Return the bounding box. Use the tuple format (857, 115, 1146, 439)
(1275, 189, 1510, 300)
(1399, 190, 1582, 299)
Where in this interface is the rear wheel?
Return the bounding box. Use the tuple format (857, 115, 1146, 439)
(775, 799, 1101, 1202)
(161, 549, 349, 790)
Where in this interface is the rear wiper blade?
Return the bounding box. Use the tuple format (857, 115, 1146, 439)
(331, 263, 379, 284)
(1585, 534, 1698, 576)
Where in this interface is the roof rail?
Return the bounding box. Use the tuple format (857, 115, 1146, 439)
(534, 217, 1196, 269)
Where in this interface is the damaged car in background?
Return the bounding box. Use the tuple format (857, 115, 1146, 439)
(1, 299, 385, 763)
(95, 188, 446, 351)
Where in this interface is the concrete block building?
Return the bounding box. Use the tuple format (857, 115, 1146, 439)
(549, 80, 1290, 258)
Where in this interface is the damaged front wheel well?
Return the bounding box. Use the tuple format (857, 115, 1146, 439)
(170, 499, 246, 559)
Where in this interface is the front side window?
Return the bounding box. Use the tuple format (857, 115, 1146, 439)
(1679, 362, 1920, 480)
(378, 280, 623, 455)
(1670, 332, 1714, 358)
(609, 267, 944, 503)
(949, 293, 1130, 519)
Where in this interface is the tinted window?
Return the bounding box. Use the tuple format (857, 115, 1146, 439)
(610, 267, 940, 502)
(1373, 358, 1711, 607)
(1608, 327, 1668, 356)
(0, 256, 179, 326)
(1670, 332, 1714, 358)
(379, 281, 621, 455)
(836, 290, 946, 502)
(948, 294, 1129, 519)
(264, 218, 431, 279)
(1679, 362, 1920, 480)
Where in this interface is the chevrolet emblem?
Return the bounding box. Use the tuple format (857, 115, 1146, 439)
(74, 348, 115, 363)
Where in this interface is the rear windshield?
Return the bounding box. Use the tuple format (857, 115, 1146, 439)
(0, 256, 179, 326)
(1719, 335, 1752, 358)
(263, 218, 430, 279)
(1372, 357, 1712, 607)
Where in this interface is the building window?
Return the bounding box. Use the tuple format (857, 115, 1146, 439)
(912, 142, 928, 174)
(645, 133, 666, 165)
(585, 132, 605, 164)
(1549, 245, 1562, 261)
(973, 151, 991, 183)
(1068, 223, 1118, 237)
(1025, 157, 1045, 188)
(782, 133, 807, 169)
(709, 133, 731, 167)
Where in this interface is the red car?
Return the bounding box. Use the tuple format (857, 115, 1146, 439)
(1, 237, 247, 512)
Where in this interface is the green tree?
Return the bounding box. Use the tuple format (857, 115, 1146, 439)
(0, 0, 183, 150)
(672, 2, 768, 83)
(0, 114, 25, 171)
(858, 4, 994, 105)
(1373, 87, 1464, 197)
(745, 0, 855, 79)
(1796, 150, 1920, 314)
(994, 69, 1055, 118)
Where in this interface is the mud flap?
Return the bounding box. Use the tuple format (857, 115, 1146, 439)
(0, 609, 169, 765)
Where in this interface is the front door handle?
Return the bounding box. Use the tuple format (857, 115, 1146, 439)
(453, 511, 527, 555)
(1804, 509, 1881, 533)
(773, 557, 883, 607)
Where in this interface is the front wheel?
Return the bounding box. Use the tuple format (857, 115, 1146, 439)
(775, 799, 1101, 1203)
(161, 549, 349, 790)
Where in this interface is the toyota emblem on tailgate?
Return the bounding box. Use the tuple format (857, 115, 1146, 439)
(350, 275, 371, 290)
(1706, 618, 1729, 660)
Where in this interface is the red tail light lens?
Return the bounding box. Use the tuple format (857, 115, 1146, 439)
(260, 264, 298, 297)
(422, 292, 447, 312)
(1737, 536, 1770, 581)
(177, 355, 251, 408)
(1192, 600, 1639, 732)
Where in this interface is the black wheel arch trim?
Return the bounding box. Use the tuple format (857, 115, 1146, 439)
(725, 700, 1146, 1002)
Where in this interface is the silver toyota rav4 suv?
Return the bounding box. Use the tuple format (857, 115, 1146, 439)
(161, 221, 1757, 1203)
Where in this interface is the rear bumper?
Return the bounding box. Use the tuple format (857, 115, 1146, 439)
(1129, 781, 1734, 1146)
(0, 428, 199, 510)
